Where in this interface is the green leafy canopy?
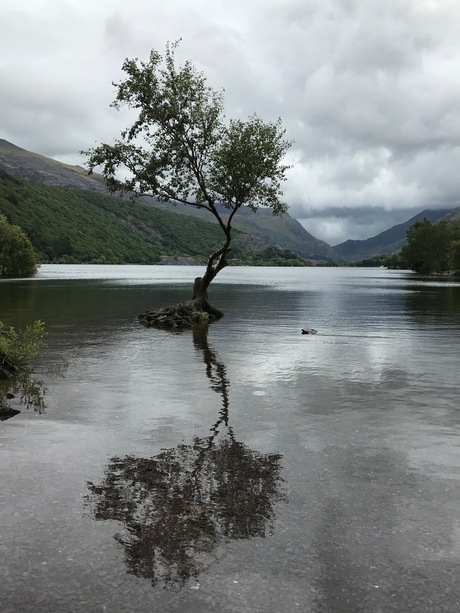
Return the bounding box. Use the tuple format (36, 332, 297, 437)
(0, 320, 45, 367)
(400, 218, 460, 273)
(84, 41, 292, 221)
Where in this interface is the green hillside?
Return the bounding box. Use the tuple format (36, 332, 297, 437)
(0, 139, 336, 263)
(0, 169, 225, 264)
(151, 199, 336, 261)
(0, 169, 311, 267)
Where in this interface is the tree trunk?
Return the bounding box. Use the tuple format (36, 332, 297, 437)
(139, 235, 231, 329)
(190, 238, 231, 320)
(191, 276, 224, 319)
(192, 276, 209, 305)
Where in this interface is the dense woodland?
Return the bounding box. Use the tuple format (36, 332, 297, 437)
(0, 168, 221, 264)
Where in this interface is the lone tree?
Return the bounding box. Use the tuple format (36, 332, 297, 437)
(85, 42, 292, 325)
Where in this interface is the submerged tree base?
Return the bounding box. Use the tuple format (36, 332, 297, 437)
(138, 301, 223, 330)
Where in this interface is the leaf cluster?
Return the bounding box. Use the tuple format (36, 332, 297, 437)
(84, 42, 292, 230)
(0, 320, 45, 367)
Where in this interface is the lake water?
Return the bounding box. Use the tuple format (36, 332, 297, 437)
(1, 264, 460, 612)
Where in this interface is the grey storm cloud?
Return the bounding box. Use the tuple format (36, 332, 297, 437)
(1, 0, 460, 244)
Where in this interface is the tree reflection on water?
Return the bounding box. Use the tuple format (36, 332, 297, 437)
(86, 326, 286, 589)
(0, 367, 47, 420)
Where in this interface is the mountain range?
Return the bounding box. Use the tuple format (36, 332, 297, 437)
(0, 139, 106, 192)
(1, 138, 459, 263)
(0, 139, 336, 263)
(333, 208, 454, 262)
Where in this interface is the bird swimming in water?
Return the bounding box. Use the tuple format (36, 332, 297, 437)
(301, 328, 317, 335)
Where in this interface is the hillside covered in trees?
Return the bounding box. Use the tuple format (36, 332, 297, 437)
(0, 139, 336, 264)
(0, 169, 311, 266)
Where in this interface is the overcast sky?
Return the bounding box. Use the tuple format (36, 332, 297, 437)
(1, 0, 460, 244)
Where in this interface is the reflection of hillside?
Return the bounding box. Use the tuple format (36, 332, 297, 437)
(0, 280, 156, 326)
(87, 326, 285, 589)
(404, 283, 460, 322)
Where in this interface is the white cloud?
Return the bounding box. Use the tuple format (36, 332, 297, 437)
(1, 0, 460, 243)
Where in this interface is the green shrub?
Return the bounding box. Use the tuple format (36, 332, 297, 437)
(0, 213, 38, 276)
(0, 320, 46, 367)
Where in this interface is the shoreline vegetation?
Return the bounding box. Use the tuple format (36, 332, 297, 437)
(0, 321, 46, 376)
(353, 218, 460, 274)
(0, 213, 38, 277)
(0, 320, 46, 418)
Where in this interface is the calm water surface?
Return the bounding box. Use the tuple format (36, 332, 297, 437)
(1, 265, 460, 612)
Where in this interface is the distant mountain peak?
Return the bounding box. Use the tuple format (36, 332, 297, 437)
(0, 138, 25, 150)
(332, 209, 454, 262)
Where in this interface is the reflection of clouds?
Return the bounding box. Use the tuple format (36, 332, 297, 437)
(214, 269, 425, 388)
(56, 327, 205, 430)
(227, 330, 418, 390)
(400, 413, 460, 480)
(217, 270, 458, 395)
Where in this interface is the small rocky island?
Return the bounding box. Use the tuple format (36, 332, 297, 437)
(138, 303, 214, 330)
